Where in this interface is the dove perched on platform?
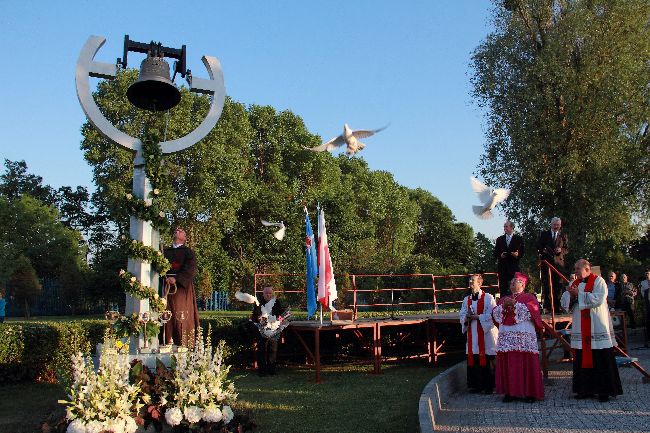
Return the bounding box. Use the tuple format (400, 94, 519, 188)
(470, 177, 510, 220)
(305, 123, 387, 156)
(235, 291, 259, 306)
(261, 219, 286, 240)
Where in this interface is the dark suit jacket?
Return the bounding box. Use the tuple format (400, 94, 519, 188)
(536, 230, 569, 268)
(494, 233, 524, 278)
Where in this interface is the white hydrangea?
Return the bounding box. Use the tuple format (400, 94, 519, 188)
(66, 419, 87, 433)
(222, 405, 234, 424)
(184, 405, 204, 424)
(85, 420, 104, 433)
(104, 418, 125, 433)
(202, 404, 223, 423)
(165, 407, 183, 426)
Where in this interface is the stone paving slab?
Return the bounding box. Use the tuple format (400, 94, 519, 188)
(433, 345, 650, 432)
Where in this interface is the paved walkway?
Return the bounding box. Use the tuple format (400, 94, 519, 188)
(434, 344, 650, 432)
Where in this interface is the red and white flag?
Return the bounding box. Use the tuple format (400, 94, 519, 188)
(317, 208, 337, 310)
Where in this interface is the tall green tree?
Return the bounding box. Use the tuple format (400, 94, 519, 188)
(7, 255, 41, 318)
(471, 0, 650, 265)
(0, 196, 85, 286)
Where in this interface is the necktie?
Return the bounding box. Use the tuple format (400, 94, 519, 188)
(506, 235, 511, 246)
(553, 232, 557, 242)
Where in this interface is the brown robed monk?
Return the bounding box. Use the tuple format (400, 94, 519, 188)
(163, 228, 199, 346)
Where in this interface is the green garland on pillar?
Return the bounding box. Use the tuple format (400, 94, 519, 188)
(119, 235, 171, 276)
(118, 270, 167, 314)
(114, 129, 173, 339)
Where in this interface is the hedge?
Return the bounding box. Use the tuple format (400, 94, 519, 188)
(0, 310, 461, 383)
(0, 317, 249, 384)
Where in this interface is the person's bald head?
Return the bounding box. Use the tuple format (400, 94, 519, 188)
(574, 259, 591, 279)
(263, 286, 275, 302)
(173, 228, 187, 245)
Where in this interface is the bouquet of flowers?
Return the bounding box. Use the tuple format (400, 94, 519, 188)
(162, 326, 238, 430)
(256, 310, 292, 340)
(59, 341, 141, 433)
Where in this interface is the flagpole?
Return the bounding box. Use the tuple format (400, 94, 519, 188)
(317, 203, 321, 325)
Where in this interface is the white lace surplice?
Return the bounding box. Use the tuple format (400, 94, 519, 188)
(493, 303, 538, 354)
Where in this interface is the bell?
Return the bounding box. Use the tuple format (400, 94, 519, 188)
(127, 54, 181, 111)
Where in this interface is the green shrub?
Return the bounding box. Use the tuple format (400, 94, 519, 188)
(0, 320, 106, 383)
(0, 311, 458, 383)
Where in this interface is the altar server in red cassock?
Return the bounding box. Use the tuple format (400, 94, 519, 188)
(460, 274, 499, 393)
(492, 272, 544, 402)
(561, 259, 622, 402)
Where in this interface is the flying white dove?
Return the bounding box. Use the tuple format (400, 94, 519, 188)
(235, 290, 259, 306)
(305, 123, 388, 156)
(261, 219, 286, 240)
(470, 177, 510, 220)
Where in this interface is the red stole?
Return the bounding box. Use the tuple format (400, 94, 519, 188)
(467, 292, 487, 367)
(571, 274, 597, 368)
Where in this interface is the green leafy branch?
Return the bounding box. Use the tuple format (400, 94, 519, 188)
(119, 235, 171, 276)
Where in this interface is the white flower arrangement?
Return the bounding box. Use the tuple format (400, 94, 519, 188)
(59, 329, 241, 432)
(59, 342, 141, 433)
(164, 326, 238, 428)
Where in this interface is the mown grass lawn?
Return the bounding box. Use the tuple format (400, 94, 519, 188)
(232, 363, 440, 433)
(0, 382, 67, 433)
(0, 363, 439, 433)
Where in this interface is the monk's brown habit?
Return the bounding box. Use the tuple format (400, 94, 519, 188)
(163, 245, 199, 346)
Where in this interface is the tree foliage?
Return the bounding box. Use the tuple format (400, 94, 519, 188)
(471, 0, 650, 265)
(0, 195, 85, 285)
(80, 70, 476, 303)
(7, 255, 42, 318)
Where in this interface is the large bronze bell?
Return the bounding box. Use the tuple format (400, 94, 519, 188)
(127, 54, 181, 111)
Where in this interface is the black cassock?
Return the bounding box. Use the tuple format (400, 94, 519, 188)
(163, 245, 199, 346)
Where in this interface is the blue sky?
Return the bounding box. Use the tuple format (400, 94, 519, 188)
(0, 1, 507, 238)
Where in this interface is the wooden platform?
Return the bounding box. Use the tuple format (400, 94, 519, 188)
(284, 311, 637, 383)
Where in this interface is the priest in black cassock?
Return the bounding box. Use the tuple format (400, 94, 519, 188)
(163, 228, 199, 346)
(494, 221, 524, 298)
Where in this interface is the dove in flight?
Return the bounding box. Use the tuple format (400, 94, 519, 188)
(261, 219, 286, 240)
(235, 291, 260, 306)
(305, 123, 388, 156)
(470, 177, 510, 220)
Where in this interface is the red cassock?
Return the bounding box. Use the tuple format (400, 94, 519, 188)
(492, 292, 544, 400)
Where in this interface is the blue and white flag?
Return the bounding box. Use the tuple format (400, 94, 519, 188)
(305, 209, 318, 318)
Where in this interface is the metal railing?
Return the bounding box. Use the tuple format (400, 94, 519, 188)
(253, 272, 499, 320)
(539, 259, 570, 326)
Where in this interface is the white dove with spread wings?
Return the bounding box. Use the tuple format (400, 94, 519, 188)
(470, 177, 510, 220)
(306, 123, 387, 156)
(261, 219, 286, 240)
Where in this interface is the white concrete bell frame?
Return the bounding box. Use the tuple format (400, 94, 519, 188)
(76, 35, 225, 352)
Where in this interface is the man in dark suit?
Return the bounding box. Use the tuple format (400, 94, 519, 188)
(494, 221, 524, 298)
(537, 217, 569, 313)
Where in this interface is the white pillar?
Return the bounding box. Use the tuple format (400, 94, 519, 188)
(125, 148, 159, 353)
